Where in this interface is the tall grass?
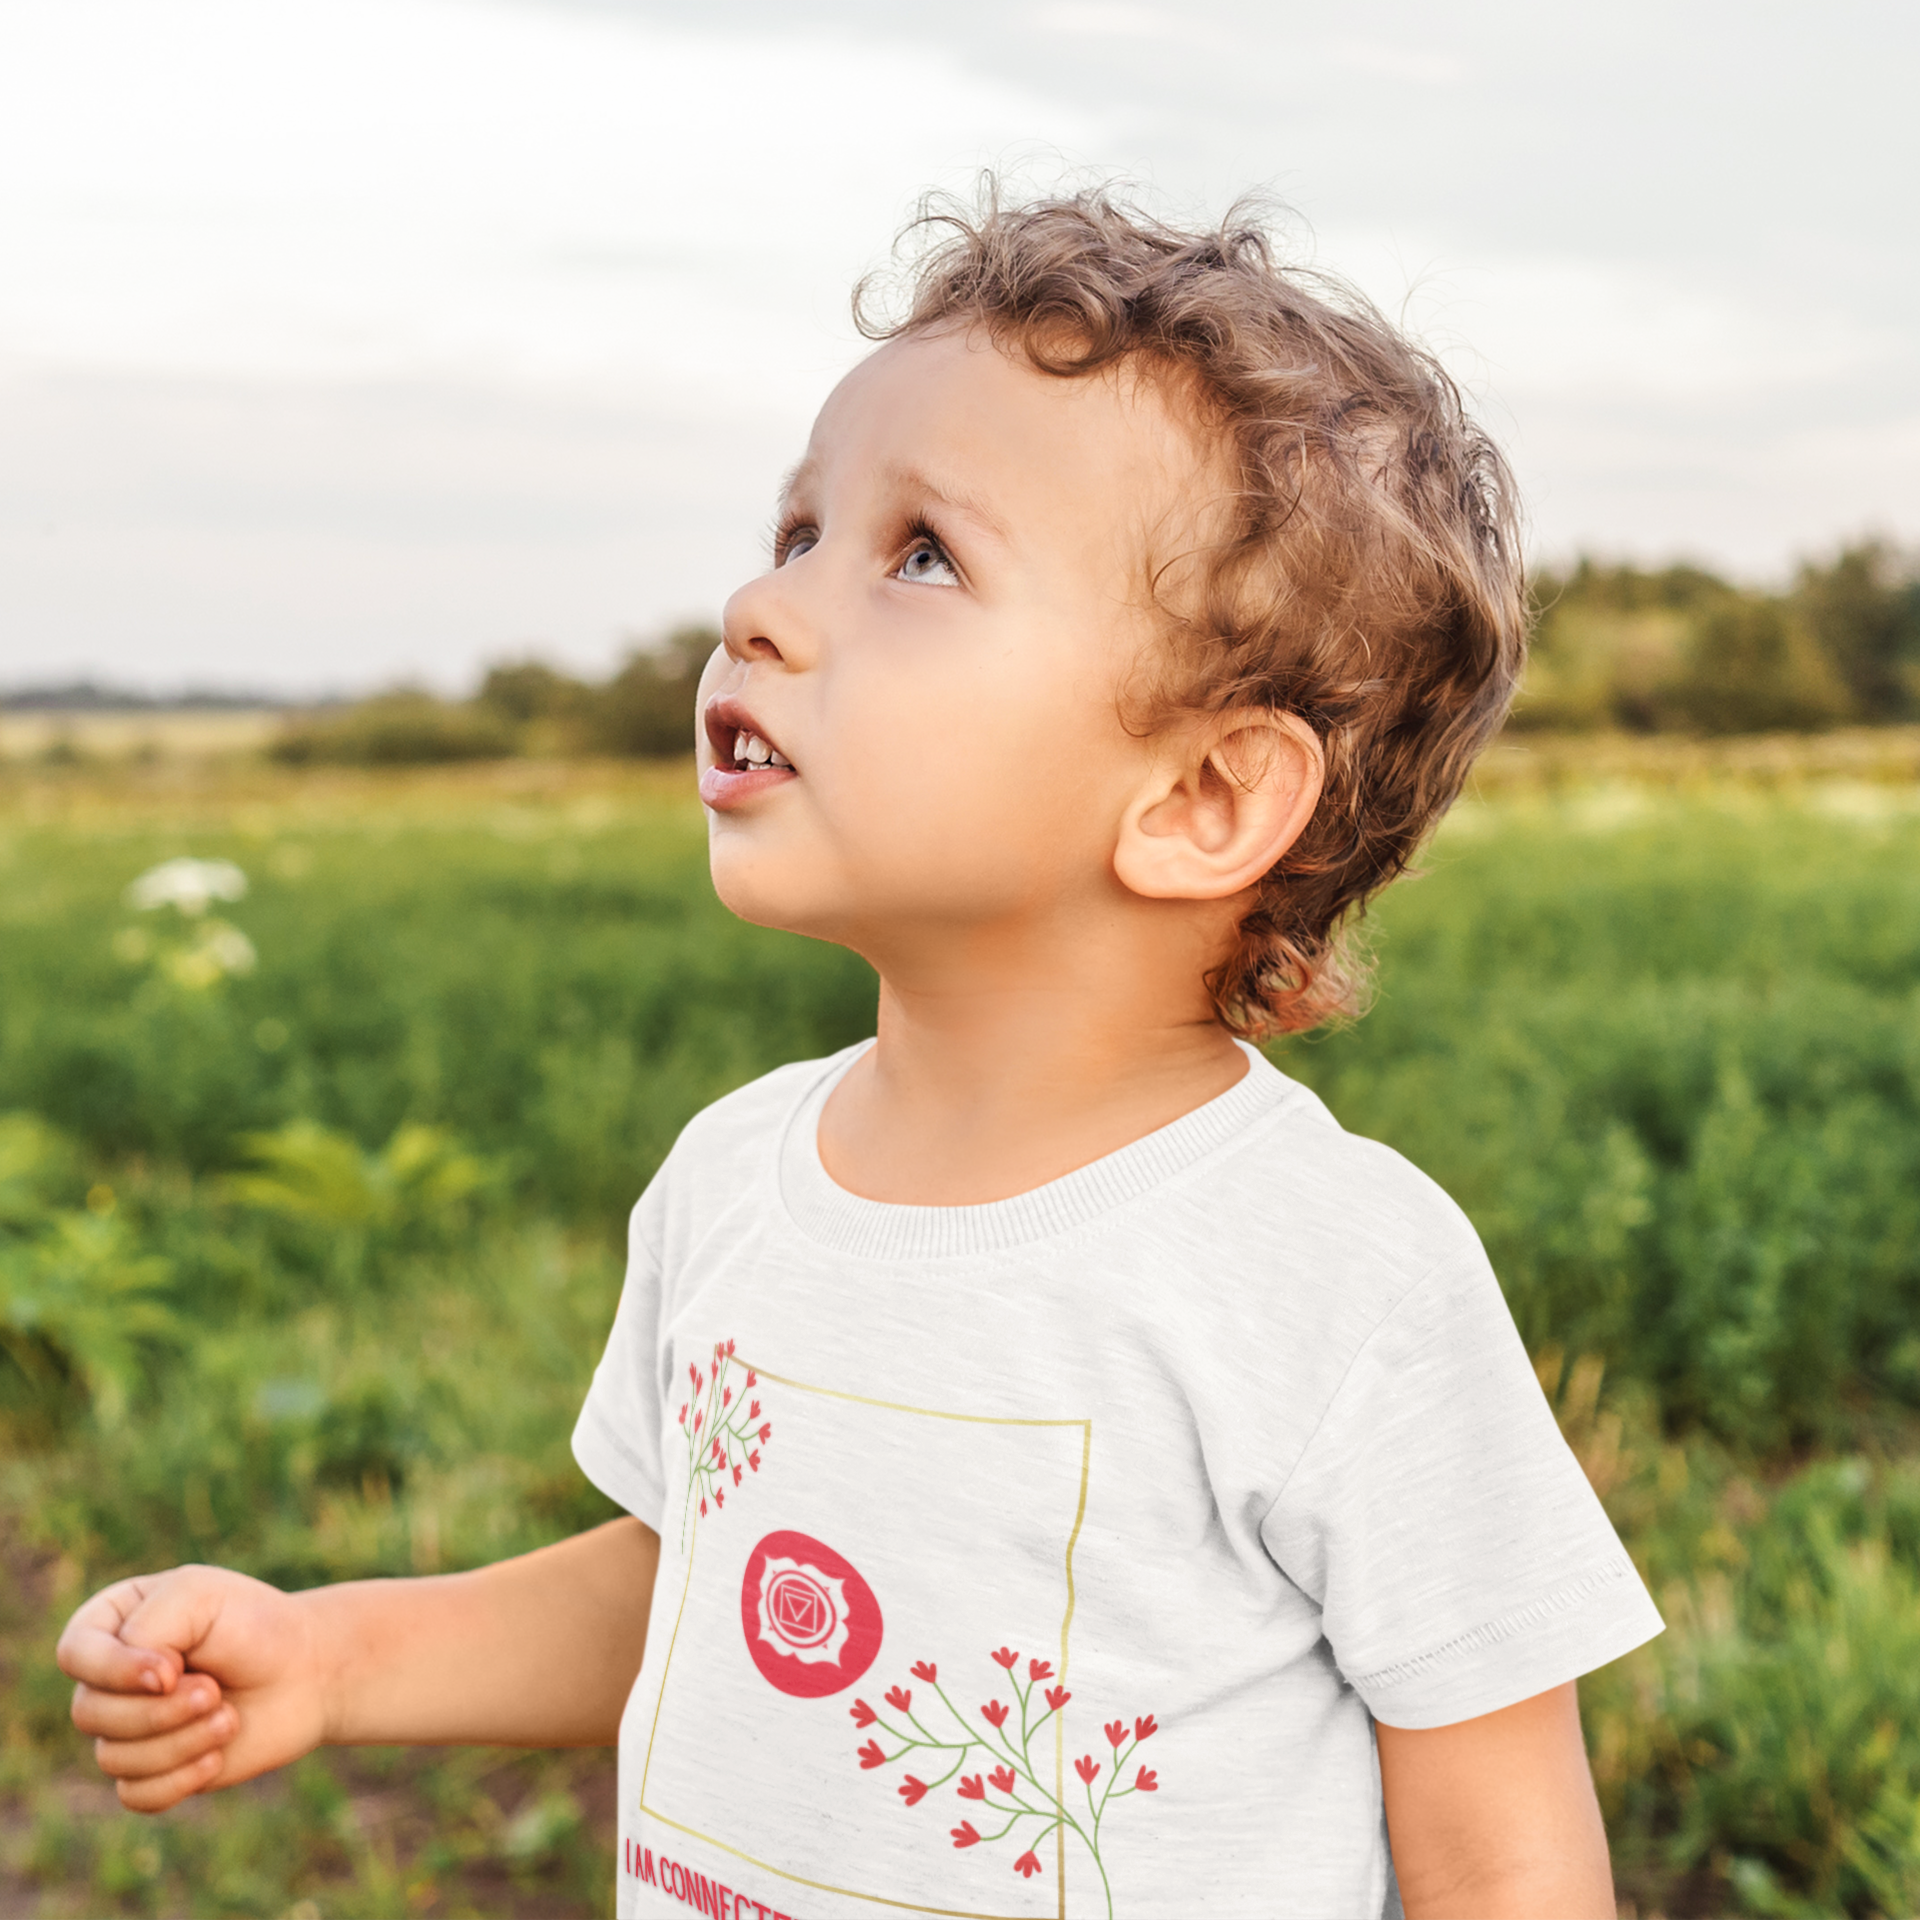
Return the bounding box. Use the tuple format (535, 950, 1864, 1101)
(2, 760, 1918, 1915)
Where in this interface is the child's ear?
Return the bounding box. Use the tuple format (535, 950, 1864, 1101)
(1113, 709, 1324, 902)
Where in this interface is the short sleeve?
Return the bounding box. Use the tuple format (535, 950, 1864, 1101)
(571, 1177, 670, 1531)
(1260, 1248, 1663, 1730)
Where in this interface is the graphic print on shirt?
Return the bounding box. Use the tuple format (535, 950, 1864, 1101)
(848, 1649, 1161, 1915)
(634, 1339, 1156, 1918)
(743, 1529, 884, 1697)
(675, 1339, 771, 1547)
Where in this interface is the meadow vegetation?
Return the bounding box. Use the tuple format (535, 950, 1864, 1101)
(0, 743, 1917, 1916)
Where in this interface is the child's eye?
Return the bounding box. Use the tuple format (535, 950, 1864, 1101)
(896, 537, 959, 588)
(776, 525, 819, 566)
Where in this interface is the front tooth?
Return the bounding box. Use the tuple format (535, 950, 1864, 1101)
(732, 729, 749, 763)
(745, 734, 771, 765)
(769, 749, 791, 769)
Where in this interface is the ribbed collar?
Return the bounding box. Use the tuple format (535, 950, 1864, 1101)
(777, 1040, 1297, 1261)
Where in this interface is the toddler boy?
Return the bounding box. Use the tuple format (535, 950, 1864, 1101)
(59, 190, 1660, 1918)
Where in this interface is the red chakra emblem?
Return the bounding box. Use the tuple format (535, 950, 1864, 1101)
(741, 1530, 883, 1697)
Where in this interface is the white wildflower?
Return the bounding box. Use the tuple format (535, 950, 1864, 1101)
(126, 857, 249, 916)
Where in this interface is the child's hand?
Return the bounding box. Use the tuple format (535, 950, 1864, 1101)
(56, 1565, 329, 1812)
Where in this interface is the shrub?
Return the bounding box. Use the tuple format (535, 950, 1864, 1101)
(583, 627, 715, 757)
(1515, 543, 1920, 732)
(269, 691, 518, 765)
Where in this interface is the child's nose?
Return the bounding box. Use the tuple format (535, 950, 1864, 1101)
(720, 566, 820, 672)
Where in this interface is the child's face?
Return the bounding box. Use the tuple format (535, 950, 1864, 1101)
(698, 327, 1219, 956)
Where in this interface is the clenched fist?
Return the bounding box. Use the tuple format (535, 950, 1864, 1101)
(56, 1564, 330, 1812)
(54, 1520, 661, 1815)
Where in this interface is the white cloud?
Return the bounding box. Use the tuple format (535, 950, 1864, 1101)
(0, 0, 1097, 402)
(1323, 40, 1467, 87)
(1, 0, 1914, 689)
(1032, 4, 1193, 40)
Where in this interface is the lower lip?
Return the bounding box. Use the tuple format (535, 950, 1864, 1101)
(699, 764, 797, 811)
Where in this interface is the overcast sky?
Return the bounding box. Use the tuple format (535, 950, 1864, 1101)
(1, 0, 1914, 695)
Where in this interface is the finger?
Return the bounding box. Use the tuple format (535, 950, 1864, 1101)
(113, 1747, 227, 1814)
(95, 1704, 238, 1782)
(56, 1579, 186, 1695)
(72, 1675, 225, 1740)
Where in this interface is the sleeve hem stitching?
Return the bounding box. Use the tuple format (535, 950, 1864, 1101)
(1350, 1554, 1638, 1697)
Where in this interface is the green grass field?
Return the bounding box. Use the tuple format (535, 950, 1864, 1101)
(3, 748, 1918, 1918)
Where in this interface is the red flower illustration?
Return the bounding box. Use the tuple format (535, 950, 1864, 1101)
(759, 1422, 772, 1441)
(745, 1370, 757, 1388)
(678, 1339, 772, 1543)
(852, 1642, 1164, 1914)
(749, 1399, 762, 1419)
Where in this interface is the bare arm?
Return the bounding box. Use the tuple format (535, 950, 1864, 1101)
(57, 1517, 659, 1812)
(1375, 1682, 1614, 1920)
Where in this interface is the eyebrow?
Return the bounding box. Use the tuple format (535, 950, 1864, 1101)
(777, 456, 1013, 546)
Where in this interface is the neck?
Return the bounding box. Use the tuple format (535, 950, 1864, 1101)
(815, 912, 1249, 1205)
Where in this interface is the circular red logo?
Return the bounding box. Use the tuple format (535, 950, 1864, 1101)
(740, 1530, 883, 1697)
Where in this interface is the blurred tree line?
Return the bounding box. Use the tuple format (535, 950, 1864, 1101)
(268, 538, 1920, 764)
(270, 625, 717, 765)
(1516, 539, 1920, 733)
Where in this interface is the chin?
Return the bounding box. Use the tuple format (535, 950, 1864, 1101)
(706, 843, 842, 943)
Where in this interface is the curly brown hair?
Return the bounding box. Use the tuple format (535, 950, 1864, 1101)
(856, 184, 1528, 1037)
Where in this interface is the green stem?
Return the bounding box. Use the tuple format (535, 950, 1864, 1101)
(976, 1811, 1033, 1845)
(870, 1712, 969, 1757)
(931, 1680, 1100, 1859)
(1094, 1735, 1135, 1827)
(920, 1752, 969, 1792)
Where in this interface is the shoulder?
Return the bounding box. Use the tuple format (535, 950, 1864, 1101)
(1157, 1052, 1487, 1330)
(1263, 1071, 1481, 1267)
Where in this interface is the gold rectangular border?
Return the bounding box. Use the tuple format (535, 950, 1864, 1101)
(638, 1360, 1093, 1920)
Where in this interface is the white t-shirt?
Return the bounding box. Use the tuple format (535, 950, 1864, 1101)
(574, 1042, 1660, 1920)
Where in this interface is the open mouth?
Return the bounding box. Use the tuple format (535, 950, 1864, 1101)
(725, 727, 792, 772)
(700, 697, 796, 810)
